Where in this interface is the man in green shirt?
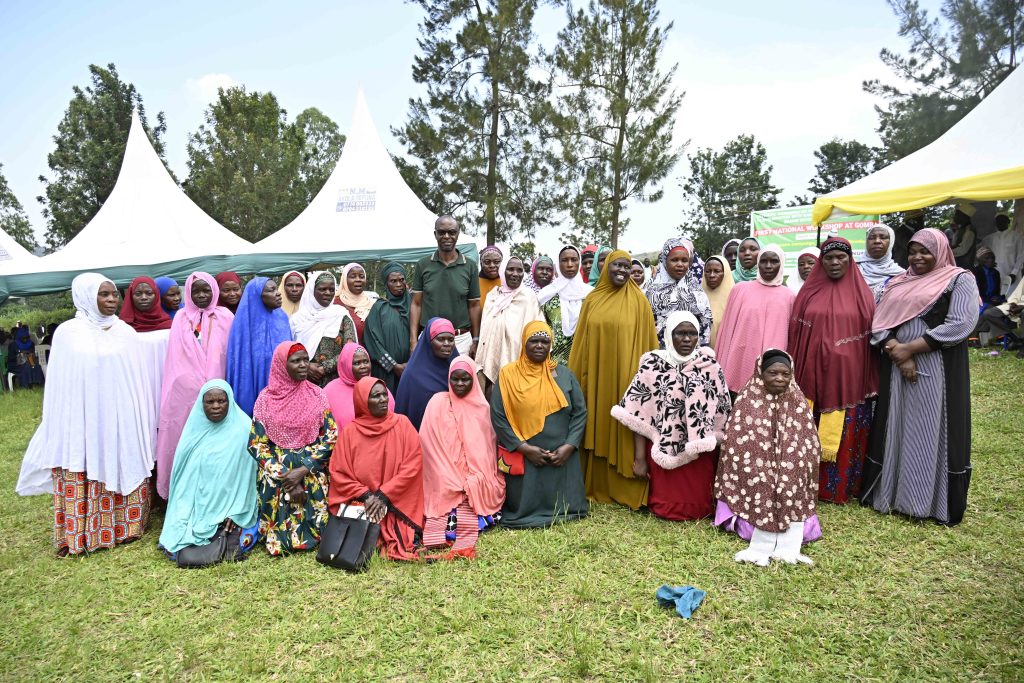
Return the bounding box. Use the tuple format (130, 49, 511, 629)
(410, 215, 482, 358)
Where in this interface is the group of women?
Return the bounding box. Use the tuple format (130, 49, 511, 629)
(15, 224, 980, 568)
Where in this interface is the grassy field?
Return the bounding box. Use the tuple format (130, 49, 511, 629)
(1, 352, 1022, 681)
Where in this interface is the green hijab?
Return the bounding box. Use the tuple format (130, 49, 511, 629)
(158, 379, 258, 554)
(363, 262, 412, 393)
(588, 245, 613, 287)
(731, 237, 761, 282)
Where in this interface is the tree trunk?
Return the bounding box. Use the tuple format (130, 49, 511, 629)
(610, 12, 629, 250)
(486, 73, 500, 246)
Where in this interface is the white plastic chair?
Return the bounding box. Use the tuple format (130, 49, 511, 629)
(1002, 274, 1013, 296)
(36, 344, 50, 378)
(5, 372, 14, 392)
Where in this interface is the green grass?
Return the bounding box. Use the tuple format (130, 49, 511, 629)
(1, 352, 1022, 681)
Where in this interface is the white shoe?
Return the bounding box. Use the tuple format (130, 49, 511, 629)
(771, 521, 813, 565)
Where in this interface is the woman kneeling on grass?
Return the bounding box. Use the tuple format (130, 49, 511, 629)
(329, 377, 424, 561)
(612, 311, 731, 521)
(491, 321, 589, 528)
(713, 349, 822, 566)
(159, 380, 259, 561)
(419, 357, 505, 558)
(249, 342, 338, 556)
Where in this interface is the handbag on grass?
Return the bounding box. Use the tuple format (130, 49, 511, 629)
(316, 503, 380, 572)
(497, 445, 524, 476)
(176, 524, 243, 569)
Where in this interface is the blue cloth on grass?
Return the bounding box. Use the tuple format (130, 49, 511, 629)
(656, 584, 706, 619)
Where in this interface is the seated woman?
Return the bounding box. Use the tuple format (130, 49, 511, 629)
(226, 276, 293, 416)
(289, 271, 357, 387)
(329, 377, 424, 561)
(788, 237, 877, 504)
(7, 326, 45, 388)
(249, 341, 339, 556)
(215, 272, 243, 315)
(158, 380, 259, 562)
(492, 321, 588, 528)
(713, 349, 822, 566)
(715, 245, 795, 394)
(538, 245, 591, 365)
(477, 255, 544, 388)
(363, 262, 412, 394)
(335, 263, 378, 343)
(156, 272, 234, 499)
(973, 246, 1006, 312)
(325, 343, 394, 432)
(118, 275, 173, 432)
(395, 317, 459, 430)
(278, 270, 306, 318)
(420, 357, 505, 558)
(612, 311, 731, 521)
(17, 273, 154, 555)
(861, 228, 979, 526)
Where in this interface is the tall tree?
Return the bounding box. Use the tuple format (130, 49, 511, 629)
(0, 163, 38, 252)
(867, 0, 1023, 161)
(184, 87, 308, 242)
(295, 107, 346, 203)
(38, 63, 167, 250)
(808, 138, 878, 197)
(394, 0, 554, 245)
(679, 134, 780, 258)
(548, 0, 683, 248)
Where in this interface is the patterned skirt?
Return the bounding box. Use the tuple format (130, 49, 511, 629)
(52, 468, 151, 554)
(817, 401, 874, 504)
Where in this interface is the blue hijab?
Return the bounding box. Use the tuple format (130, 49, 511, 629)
(226, 276, 293, 416)
(394, 317, 460, 429)
(158, 380, 258, 554)
(13, 326, 33, 352)
(155, 276, 181, 318)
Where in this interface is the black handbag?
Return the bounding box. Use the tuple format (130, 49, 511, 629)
(316, 505, 380, 572)
(176, 524, 243, 569)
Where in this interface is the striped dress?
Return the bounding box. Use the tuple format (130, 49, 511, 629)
(860, 273, 979, 526)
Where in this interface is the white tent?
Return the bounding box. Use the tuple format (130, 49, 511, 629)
(813, 64, 1024, 225)
(3, 110, 253, 296)
(0, 226, 37, 272)
(253, 89, 447, 258)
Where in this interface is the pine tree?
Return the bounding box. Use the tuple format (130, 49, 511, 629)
(0, 163, 38, 252)
(808, 138, 878, 197)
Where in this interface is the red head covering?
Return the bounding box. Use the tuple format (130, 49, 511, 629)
(788, 236, 878, 412)
(215, 272, 243, 313)
(119, 276, 172, 332)
(429, 318, 456, 338)
(872, 228, 970, 333)
(253, 341, 330, 449)
(328, 376, 424, 559)
(324, 344, 394, 430)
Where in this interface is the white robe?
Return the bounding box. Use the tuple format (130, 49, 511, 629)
(17, 317, 157, 496)
(982, 229, 1024, 282)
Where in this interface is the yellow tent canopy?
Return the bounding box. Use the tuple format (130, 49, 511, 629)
(813, 64, 1024, 225)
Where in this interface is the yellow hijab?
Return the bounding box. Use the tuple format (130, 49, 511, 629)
(278, 270, 305, 318)
(568, 249, 658, 475)
(701, 255, 735, 349)
(498, 320, 569, 441)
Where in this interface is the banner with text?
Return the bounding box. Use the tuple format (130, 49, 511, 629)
(750, 205, 881, 277)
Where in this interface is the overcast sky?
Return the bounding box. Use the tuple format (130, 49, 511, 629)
(0, 0, 942, 255)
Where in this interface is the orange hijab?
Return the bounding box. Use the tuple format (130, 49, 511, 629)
(420, 357, 505, 517)
(498, 320, 569, 442)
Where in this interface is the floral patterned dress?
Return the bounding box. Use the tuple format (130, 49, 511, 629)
(248, 409, 338, 555)
(311, 317, 358, 387)
(541, 295, 574, 365)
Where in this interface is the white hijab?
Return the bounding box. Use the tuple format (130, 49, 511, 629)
(653, 310, 701, 366)
(537, 245, 591, 336)
(787, 247, 820, 294)
(289, 271, 354, 355)
(17, 272, 156, 496)
(856, 224, 905, 289)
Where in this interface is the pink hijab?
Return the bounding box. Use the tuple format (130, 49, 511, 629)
(715, 250, 796, 392)
(253, 341, 331, 449)
(156, 271, 235, 498)
(872, 228, 970, 333)
(325, 343, 394, 430)
(419, 356, 505, 518)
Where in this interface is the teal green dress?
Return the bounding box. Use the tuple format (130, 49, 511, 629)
(248, 409, 338, 555)
(489, 364, 589, 528)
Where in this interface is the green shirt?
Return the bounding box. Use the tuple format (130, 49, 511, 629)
(412, 250, 480, 330)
